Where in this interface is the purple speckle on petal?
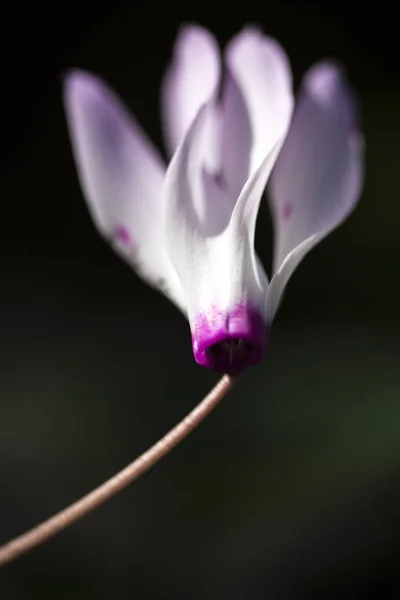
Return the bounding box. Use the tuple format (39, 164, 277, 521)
(115, 226, 132, 246)
(282, 202, 293, 221)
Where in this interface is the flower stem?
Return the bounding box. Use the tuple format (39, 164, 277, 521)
(0, 374, 234, 567)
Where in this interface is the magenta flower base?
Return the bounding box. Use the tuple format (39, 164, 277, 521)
(192, 304, 269, 374)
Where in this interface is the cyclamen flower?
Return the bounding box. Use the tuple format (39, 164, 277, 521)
(63, 25, 364, 375)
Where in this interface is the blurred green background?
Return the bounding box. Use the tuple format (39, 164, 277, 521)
(1, 2, 399, 598)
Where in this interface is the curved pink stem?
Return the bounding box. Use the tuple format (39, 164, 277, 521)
(0, 375, 234, 566)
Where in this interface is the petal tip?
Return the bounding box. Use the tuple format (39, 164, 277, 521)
(226, 27, 292, 92)
(304, 60, 345, 97)
(63, 69, 94, 92)
(63, 69, 107, 111)
(303, 60, 361, 134)
(173, 23, 218, 61)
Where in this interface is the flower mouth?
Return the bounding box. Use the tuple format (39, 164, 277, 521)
(206, 337, 262, 375)
(192, 306, 268, 375)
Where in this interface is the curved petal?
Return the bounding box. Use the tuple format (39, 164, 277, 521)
(211, 66, 253, 203)
(188, 67, 253, 236)
(266, 62, 364, 319)
(63, 70, 186, 312)
(225, 26, 294, 176)
(161, 24, 221, 158)
(162, 25, 254, 235)
(163, 103, 283, 374)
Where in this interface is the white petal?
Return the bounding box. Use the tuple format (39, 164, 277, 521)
(266, 62, 364, 319)
(161, 24, 221, 158)
(225, 26, 294, 176)
(188, 68, 254, 235)
(63, 70, 186, 312)
(163, 103, 285, 374)
(213, 67, 253, 202)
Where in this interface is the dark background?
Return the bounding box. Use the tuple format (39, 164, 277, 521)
(1, 1, 400, 598)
